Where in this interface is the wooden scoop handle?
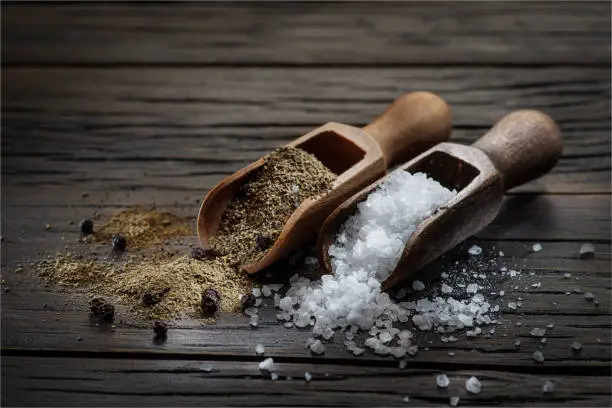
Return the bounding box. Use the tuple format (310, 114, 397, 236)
(363, 91, 451, 168)
(473, 110, 563, 191)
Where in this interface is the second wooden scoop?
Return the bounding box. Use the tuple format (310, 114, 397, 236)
(197, 92, 451, 273)
(318, 110, 562, 289)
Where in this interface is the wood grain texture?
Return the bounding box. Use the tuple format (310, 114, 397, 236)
(3, 67, 611, 195)
(3, 2, 610, 65)
(4, 357, 610, 407)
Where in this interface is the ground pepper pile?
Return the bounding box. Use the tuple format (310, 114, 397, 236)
(211, 147, 336, 266)
(38, 147, 336, 321)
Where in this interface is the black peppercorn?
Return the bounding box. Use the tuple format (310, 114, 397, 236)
(89, 297, 115, 321)
(112, 235, 127, 251)
(241, 293, 256, 310)
(190, 247, 220, 261)
(79, 219, 94, 235)
(201, 289, 220, 317)
(153, 321, 168, 336)
(142, 287, 170, 307)
(255, 234, 273, 251)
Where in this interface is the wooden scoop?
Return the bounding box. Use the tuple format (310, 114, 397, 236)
(197, 91, 452, 273)
(318, 110, 562, 289)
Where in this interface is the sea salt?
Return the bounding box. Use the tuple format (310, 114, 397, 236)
(399, 360, 407, 369)
(252, 287, 262, 297)
(309, 339, 325, 355)
(259, 358, 275, 373)
(450, 396, 460, 407)
(270, 373, 278, 381)
(275, 171, 455, 354)
(584, 292, 595, 301)
(255, 343, 265, 355)
(412, 280, 426, 291)
(261, 285, 272, 298)
(304, 372, 312, 382)
(441, 284, 453, 294)
(563, 273, 571, 279)
(533, 350, 545, 363)
(542, 380, 555, 393)
(468, 245, 483, 256)
(571, 341, 582, 352)
(579, 243, 595, 258)
(530, 328, 546, 337)
(436, 374, 450, 388)
(532, 243, 543, 252)
(466, 376, 482, 394)
(466, 283, 479, 294)
(249, 315, 259, 328)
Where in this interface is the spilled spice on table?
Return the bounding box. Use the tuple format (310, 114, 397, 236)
(210, 146, 336, 266)
(86, 206, 191, 249)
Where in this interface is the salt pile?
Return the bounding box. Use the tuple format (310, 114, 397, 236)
(275, 171, 455, 349)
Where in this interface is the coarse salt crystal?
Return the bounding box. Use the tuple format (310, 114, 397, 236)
(465, 376, 482, 394)
(450, 396, 460, 407)
(436, 374, 450, 388)
(468, 245, 482, 256)
(309, 339, 325, 355)
(255, 344, 265, 355)
(508, 302, 517, 310)
(270, 373, 278, 381)
(249, 315, 259, 328)
(514, 339, 521, 348)
(252, 287, 262, 297)
(304, 372, 312, 382)
(530, 328, 546, 337)
(579, 243, 595, 258)
(399, 360, 407, 369)
(466, 283, 479, 294)
(571, 341, 582, 352)
(563, 273, 571, 279)
(412, 280, 426, 291)
(533, 350, 545, 363)
(261, 285, 272, 297)
(532, 243, 543, 252)
(441, 283, 453, 294)
(542, 380, 555, 393)
(584, 292, 595, 301)
(259, 358, 275, 373)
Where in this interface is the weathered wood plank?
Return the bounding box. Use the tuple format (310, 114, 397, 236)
(3, 357, 610, 407)
(3, 2, 610, 65)
(4, 67, 611, 194)
(2, 230, 610, 368)
(4, 194, 610, 241)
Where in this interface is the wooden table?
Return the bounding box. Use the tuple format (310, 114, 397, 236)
(2, 2, 610, 406)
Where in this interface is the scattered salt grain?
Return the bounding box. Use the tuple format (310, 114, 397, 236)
(399, 360, 407, 369)
(309, 339, 325, 355)
(259, 358, 275, 373)
(403, 396, 410, 403)
(255, 298, 263, 307)
(270, 373, 279, 381)
(261, 285, 272, 298)
(450, 396, 460, 407)
(441, 283, 453, 294)
(468, 245, 482, 256)
(546, 323, 555, 329)
(255, 344, 265, 356)
(252, 287, 262, 297)
(249, 315, 259, 328)
(448, 352, 456, 357)
(202, 364, 213, 372)
(530, 328, 546, 337)
(304, 372, 312, 382)
(508, 302, 517, 310)
(499, 290, 505, 296)
(584, 292, 595, 301)
(412, 280, 426, 291)
(532, 243, 543, 252)
(542, 380, 555, 393)
(466, 283, 479, 294)
(284, 322, 294, 328)
(563, 273, 571, 279)
(436, 374, 450, 388)
(514, 339, 521, 348)
(571, 341, 582, 352)
(406, 345, 419, 356)
(533, 350, 545, 363)
(465, 376, 482, 394)
(540, 338, 547, 345)
(579, 243, 595, 258)
(532, 282, 541, 288)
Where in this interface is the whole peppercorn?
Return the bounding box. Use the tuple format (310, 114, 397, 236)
(112, 235, 127, 251)
(255, 234, 273, 251)
(201, 289, 220, 317)
(190, 247, 220, 261)
(153, 321, 168, 337)
(89, 297, 115, 321)
(79, 219, 94, 235)
(241, 293, 256, 310)
(142, 287, 170, 307)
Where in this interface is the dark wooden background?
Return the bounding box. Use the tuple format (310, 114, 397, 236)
(2, 2, 611, 406)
